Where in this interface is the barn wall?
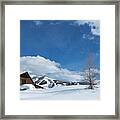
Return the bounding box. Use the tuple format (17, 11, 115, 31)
(20, 77, 33, 85)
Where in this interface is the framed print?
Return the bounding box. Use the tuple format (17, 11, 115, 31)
(0, 0, 119, 119)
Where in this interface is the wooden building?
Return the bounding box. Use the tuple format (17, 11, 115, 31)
(20, 72, 44, 89)
(20, 72, 34, 85)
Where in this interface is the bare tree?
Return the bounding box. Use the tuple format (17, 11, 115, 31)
(83, 54, 97, 89)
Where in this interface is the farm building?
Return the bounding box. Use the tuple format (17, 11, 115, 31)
(20, 72, 34, 85)
(20, 72, 44, 89)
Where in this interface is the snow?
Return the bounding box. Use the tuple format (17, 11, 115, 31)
(20, 84, 35, 91)
(20, 85, 100, 100)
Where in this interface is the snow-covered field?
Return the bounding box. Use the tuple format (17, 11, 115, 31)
(20, 85, 100, 100)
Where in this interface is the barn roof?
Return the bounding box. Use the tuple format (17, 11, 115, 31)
(20, 72, 31, 78)
(20, 72, 35, 85)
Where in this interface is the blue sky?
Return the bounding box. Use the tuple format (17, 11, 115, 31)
(20, 20, 100, 72)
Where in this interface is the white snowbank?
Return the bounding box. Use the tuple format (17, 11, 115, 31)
(20, 85, 100, 100)
(20, 84, 35, 91)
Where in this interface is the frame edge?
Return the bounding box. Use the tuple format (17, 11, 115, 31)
(0, 0, 119, 119)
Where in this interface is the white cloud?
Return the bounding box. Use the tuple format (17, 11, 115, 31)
(73, 20, 100, 36)
(33, 20, 42, 26)
(20, 56, 82, 81)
